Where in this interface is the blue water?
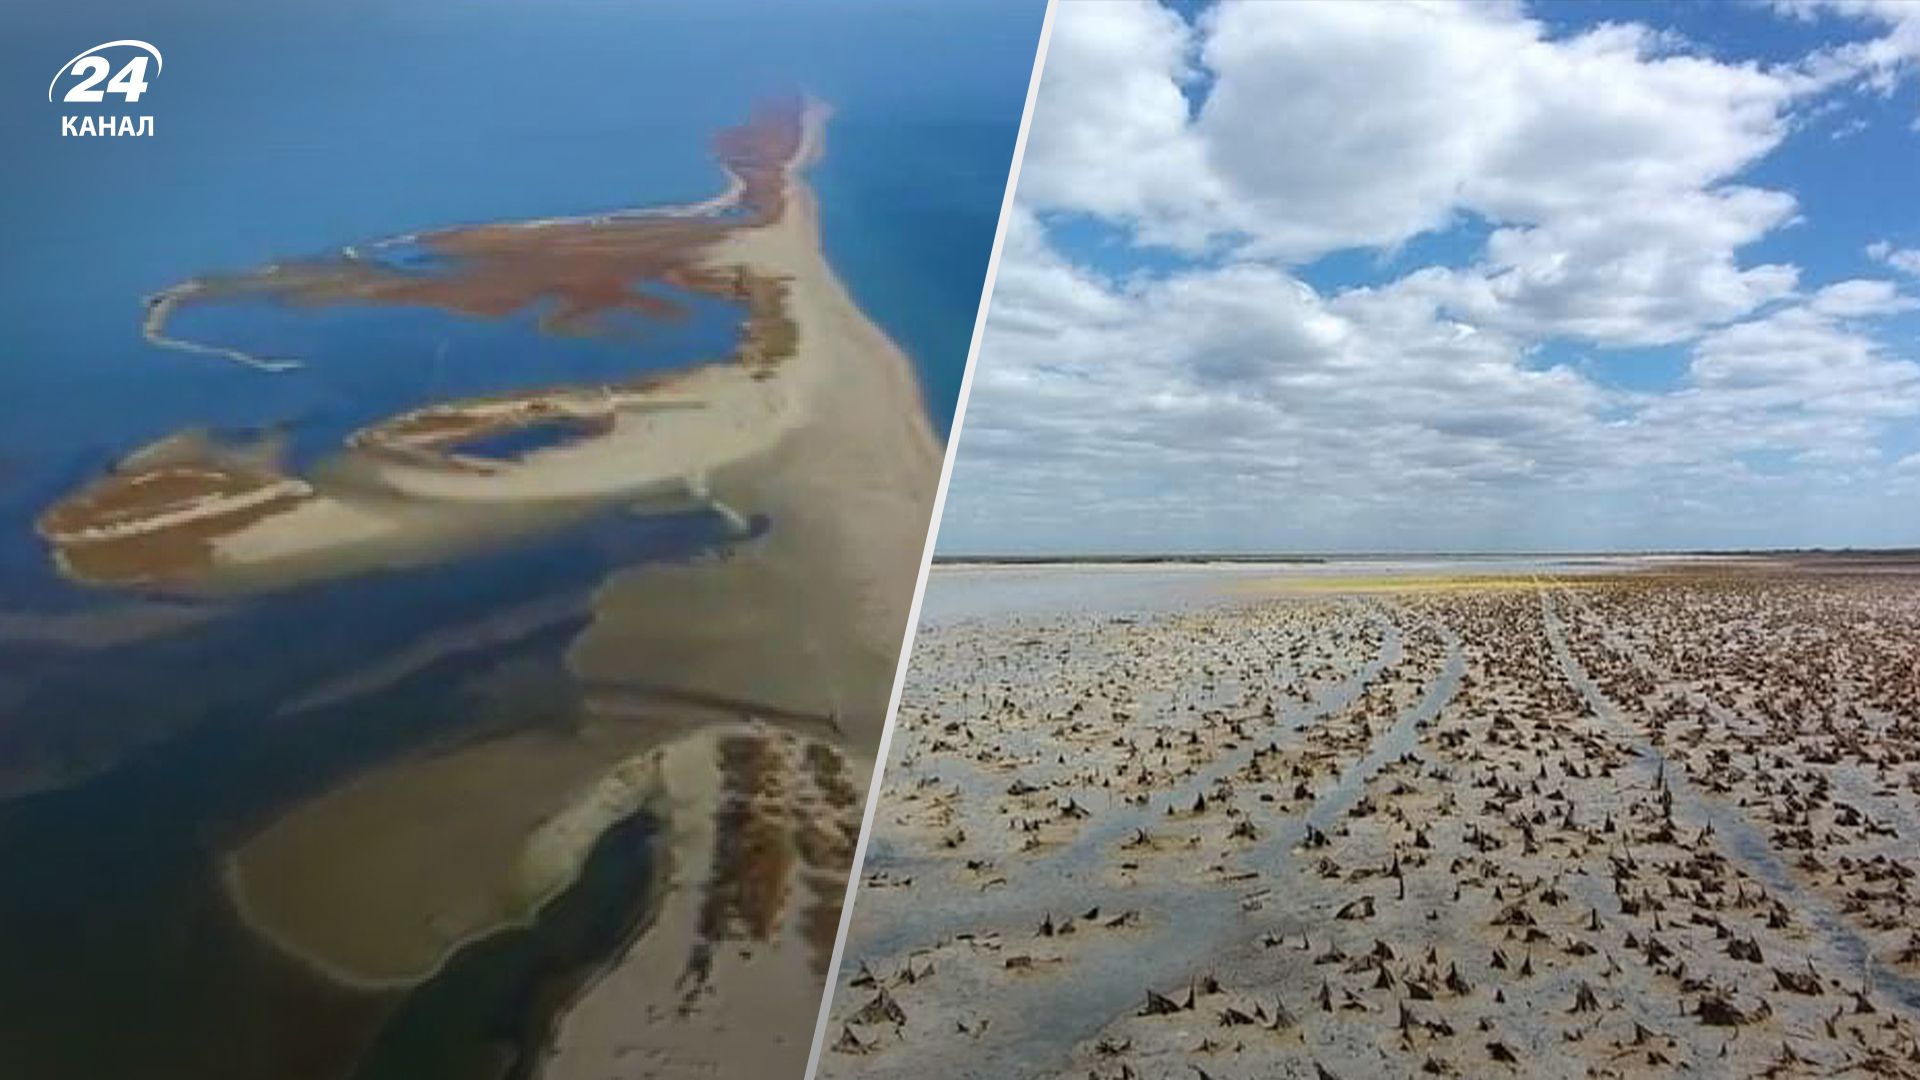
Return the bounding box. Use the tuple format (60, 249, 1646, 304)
(452, 420, 595, 461)
(0, 2, 1041, 1076)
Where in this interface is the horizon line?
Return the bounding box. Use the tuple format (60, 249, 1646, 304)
(931, 545, 1920, 561)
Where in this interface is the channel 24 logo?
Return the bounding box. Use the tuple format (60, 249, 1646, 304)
(49, 40, 162, 138)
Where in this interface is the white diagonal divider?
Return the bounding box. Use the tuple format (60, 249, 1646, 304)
(801, 2, 1063, 1074)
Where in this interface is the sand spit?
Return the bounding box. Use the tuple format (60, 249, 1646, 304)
(534, 92, 940, 1079)
(224, 718, 682, 989)
(216, 95, 940, 1076)
(822, 563, 1920, 1079)
(226, 715, 860, 998)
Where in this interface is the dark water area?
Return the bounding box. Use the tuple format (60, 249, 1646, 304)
(0, 506, 726, 793)
(454, 420, 601, 462)
(0, 510, 719, 1078)
(352, 810, 662, 1080)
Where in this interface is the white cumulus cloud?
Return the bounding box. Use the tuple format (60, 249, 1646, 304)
(941, 0, 1920, 553)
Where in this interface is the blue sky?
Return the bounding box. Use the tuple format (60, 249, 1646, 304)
(938, 0, 1920, 554)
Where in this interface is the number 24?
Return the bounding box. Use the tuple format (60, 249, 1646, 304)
(65, 55, 150, 103)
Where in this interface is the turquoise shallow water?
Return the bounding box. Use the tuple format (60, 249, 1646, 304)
(0, 2, 1041, 1076)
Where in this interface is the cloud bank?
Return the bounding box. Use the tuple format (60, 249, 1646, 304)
(941, 0, 1920, 553)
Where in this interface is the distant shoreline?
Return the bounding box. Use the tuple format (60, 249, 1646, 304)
(932, 547, 1920, 566)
